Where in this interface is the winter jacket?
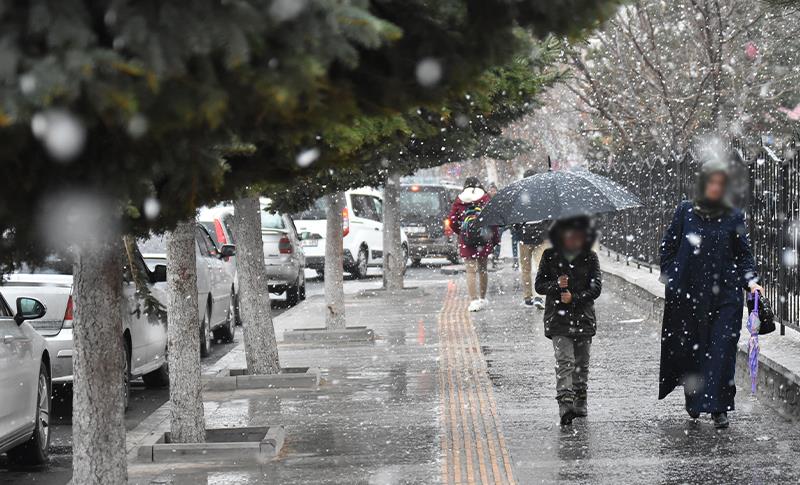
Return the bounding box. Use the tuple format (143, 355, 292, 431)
(448, 189, 498, 259)
(512, 221, 546, 245)
(534, 223, 602, 339)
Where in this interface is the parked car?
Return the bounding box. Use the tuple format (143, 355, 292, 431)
(0, 292, 50, 464)
(259, 198, 306, 305)
(197, 205, 239, 323)
(400, 182, 461, 265)
(292, 188, 408, 278)
(1, 251, 170, 408)
(138, 225, 236, 358)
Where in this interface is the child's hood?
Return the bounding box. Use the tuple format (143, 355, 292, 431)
(548, 216, 597, 252)
(457, 187, 487, 204)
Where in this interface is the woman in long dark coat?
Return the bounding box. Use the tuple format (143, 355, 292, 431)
(659, 159, 763, 428)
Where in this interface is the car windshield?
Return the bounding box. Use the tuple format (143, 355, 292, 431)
(401, 187, 443, 217)
(292, 198, 328, 220)
(138, 234, 167, 254)
(16, 254, 73, 275)
(261, 210, 286, 230)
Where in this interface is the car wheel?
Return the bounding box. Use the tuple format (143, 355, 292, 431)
(353, 247, 369, 279)
(286, 276, 301, 306)
(233, 290, 242, 326)
(299, 275, 307, 301)
(411, 257, 423, 267)
(142, 361, 170, 388)
(199, 307, 212, 358)
(7, 361, 51, 465)
(123, 341, 131, 411)
(401, 244, 409, 275)
(213, 292, 236, 343)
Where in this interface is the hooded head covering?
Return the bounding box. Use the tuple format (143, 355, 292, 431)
(459, 177, 486, 203)
(548, 216, 597, 255)
(694, 159, 732, 220)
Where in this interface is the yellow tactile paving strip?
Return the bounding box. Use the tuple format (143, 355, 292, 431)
(438, 281, 517, 485)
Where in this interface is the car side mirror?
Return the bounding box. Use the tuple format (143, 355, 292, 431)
(152, 264, 167, 283)
(219, 244, 236, 258)
(15, 297, 46, 326)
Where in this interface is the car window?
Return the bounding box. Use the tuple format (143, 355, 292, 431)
(371, 196, 383, 222)
(195, 226, 217, 257)
(199, 221, 220, 247)
(0, 295, 12, 317)
(222, 214, 237, 245)
(401, 187, 445, 217)
(261, 210, 286, 230)
(351, 194, 379, 221)
(292, 197, 328, 220)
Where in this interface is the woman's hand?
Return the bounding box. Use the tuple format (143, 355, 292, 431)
(749, 282, 765, 295)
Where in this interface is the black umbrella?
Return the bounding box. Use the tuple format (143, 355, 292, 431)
(479, 169, 641, 226)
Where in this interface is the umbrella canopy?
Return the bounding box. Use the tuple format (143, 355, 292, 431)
(479, 169, 642, 226)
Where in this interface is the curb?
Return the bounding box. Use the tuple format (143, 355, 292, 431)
(601, 266, 800, 420)
(202, 367, 320, 391)
(136, 425, 285, 463)
(283, 326, 375, 344)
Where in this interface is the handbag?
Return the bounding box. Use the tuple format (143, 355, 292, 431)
(746, 291, 776, 335)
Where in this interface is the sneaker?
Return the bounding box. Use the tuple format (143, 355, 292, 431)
(524, 298, 535, 307)
(468, 300, 483, 312)
(533, 296, 545, 309)
(712, 412, 729, 429)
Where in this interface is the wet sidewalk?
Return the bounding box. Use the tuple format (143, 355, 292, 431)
(126, 266, 800, 484)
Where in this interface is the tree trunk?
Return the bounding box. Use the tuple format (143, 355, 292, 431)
(382, 171, 404, 291)
(324, 192, 346, 329)
(233, 195, 280, 374)
(166, 219, 205, 442)
(72, 233, 127, 485)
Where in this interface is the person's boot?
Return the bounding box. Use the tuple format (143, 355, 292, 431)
(574, 392, 588, 417)
(524, 298, 534, 307)
(712, 412, 729, 429)
(559, 400, 576, 425)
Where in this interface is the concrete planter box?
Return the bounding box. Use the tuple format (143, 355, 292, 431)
(137, 426, 284, 463)
(283, 326, 375, 344)
(203, 367, 320, 391)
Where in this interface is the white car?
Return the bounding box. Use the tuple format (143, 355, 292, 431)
(1, 250, 170, 409)
(139, 225, 236, 358)
(0, 293, 50, 464)
(197, 205, 239, 321)
(292, 188, 408, 278)
(260, 198, 306, 305)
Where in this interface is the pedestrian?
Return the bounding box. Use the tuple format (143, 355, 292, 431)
(535, 216, 601, 425)
(659, 159, 763, 429)
(487, 183, 502, 268)
(449, 177, 498, 312)
(512, 169, 548, 308)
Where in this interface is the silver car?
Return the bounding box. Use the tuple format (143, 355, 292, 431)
(260, 198, 306, 306)
(0, 292, 51, 464)
(139, 224, 236, 357)
(1, 250, 170, 408)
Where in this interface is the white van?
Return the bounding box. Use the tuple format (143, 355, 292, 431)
(292, 188, 408, 278)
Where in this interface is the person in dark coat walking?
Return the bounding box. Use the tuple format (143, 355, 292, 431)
(659, 159, 763, 429)
(535, 216, 602, 425)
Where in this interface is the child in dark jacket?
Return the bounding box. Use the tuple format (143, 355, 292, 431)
(534, 216, 602, 425)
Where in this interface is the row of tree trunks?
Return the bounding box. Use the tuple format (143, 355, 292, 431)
(72, 235, 127, 485)
(233, 195, 281, 374)
(166, 219, 206, 443)
(382, 172, 404, 292)
(324, 192, 347, 329)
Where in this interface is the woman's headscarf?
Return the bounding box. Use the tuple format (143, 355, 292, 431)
(693, 159, 732, 220)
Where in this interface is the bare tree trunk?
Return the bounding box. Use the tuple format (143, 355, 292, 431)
(233, 195, 280, 374)
(324, 192, 346, 329)
(72, 233, 126, 485)
(166, 219, 205, 442)
(382, 171, 404, 291)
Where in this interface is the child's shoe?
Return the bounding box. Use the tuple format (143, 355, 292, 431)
(712, 412, 729, 429)
(468, 299, 483, 312)
(533, 296, 545, 309)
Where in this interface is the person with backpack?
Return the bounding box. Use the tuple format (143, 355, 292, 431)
(448, 177, 498, 312)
